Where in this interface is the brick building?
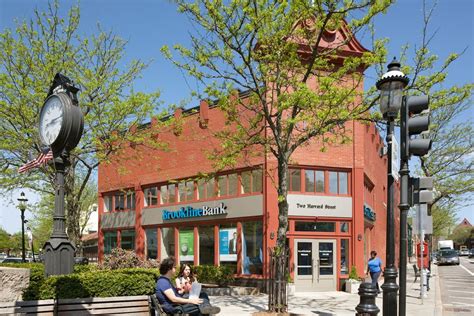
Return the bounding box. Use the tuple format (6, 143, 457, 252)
(97, 25, 400, 292)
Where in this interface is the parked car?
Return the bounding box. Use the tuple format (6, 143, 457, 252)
(459, 249, 469, 256)
(74, 257, 89, 265)
(1, 257, 33, 263)
(469, 248, 474, 258)
(438, 249, 460, 265)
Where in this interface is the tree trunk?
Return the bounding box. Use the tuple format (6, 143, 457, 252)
(269, 155, 290, 312)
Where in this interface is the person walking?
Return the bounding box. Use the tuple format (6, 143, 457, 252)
(155, 257, 220, 315)
(366, 250, 382, 294)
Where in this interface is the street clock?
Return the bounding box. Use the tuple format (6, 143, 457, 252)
(38, 85, 83, 155)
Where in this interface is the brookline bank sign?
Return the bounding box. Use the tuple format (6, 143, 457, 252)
(162, 202, 228, 221)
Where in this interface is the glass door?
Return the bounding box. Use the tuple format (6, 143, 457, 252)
(294, 239, 336, 292)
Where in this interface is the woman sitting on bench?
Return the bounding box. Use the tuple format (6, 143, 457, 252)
(155, 257, 220, 315)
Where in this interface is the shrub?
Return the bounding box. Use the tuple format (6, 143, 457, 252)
(38, 268, 159, 299)
(348, 266, 360, 281)
(99, 248, 160, 270)
(193, 265, 235, 286)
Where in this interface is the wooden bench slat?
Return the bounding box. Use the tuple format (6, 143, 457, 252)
(0, 304, 55, 313)
(57, 300, 149, 311)
(0, 299, 56, 308)
(58, 306, 150, 315)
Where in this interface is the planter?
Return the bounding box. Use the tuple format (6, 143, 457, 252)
(345, 280, 361, 294)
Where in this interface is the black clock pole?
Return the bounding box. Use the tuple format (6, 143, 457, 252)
(44, 153, 75, 276)
(43, 73, 83, 276)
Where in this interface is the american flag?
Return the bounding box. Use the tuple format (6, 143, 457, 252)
(18, 149, 54, 173)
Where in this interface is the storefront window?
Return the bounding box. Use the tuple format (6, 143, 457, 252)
(104, 231, 117, 254)
(161, 227, 175, 260)
(340, 239, 349, 275)
(217, 176, 227, 197)
(340, 222, 349, 233)
(199, 226, 215, 265)
(295, 221, 335, 232)
(339, 172, 348, 194)
(242, 221, 263, 275)
(219, 224, 237, 274)
(178, 181, 194, 202)
(121, 230, 135, 250)
(197, 179, 205, 200)
(144, 187, 158, 206)
(168, 184, 176, 203)
(179, 229, 194, 265)
(146, 229, 157, 259)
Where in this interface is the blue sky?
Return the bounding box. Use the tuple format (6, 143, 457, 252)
(0, 0, 472, 234)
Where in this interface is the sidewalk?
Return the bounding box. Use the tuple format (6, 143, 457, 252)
(210, 264, 443, 315)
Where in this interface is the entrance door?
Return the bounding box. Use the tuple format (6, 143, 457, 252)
(294, 239, 336, 292)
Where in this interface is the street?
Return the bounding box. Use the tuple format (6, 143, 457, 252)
(438, 256, 474, 315)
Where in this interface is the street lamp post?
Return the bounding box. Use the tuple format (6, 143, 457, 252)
(376, 58, 409, 316)
(17, 192, 28, 263)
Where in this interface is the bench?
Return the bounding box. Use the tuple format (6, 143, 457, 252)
(149, 294, 186, 316)
(0, 295, 151, 315)
(413, 264, 421, 282)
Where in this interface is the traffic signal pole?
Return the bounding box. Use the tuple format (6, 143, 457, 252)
(399, 97, 410, 316)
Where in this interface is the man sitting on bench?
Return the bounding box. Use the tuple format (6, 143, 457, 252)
(156, 257, 220, 315)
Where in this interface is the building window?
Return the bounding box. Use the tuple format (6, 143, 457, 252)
(305, 170, 315, 192)
(146, 229, 157, 259)
(242, 221, 263, 275)
(316, 170, 325, 192)
(161, 184, 176, 204)
(288, 169, 301, 192)
(114, 193, 125, 211)
(104, 196, 113, 212)
(329, 171, 349, 195)
(144, 187, 158, 206)
(219, 224, 237, 274)
(340, 239, 349, 275)
(126, 191, 135, 211)
(206, 178, 216, 199)
(228, 173, 238, 196)
(252, 169, 262, 193)
(160, 227, 175, 261)
(178, 181, 194, 202)
(241, 171, 251, 194)
(104, 231, 117, 254)
(295, 221, 335, 232)
(121, 230, 135, 250)
(340, 222, 349, 233)
(199, 226, 215, 265)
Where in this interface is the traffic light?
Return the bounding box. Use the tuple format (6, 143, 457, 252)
(401, 95, 432, 160)
(408, 176, 434, 207)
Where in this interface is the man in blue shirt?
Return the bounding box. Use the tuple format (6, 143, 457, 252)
(366, 250, 382, 294)
(156, 257, 220, 315)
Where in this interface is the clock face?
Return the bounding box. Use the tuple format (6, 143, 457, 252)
(39, 95, 64, 145)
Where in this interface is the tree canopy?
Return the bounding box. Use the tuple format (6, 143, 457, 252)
(0, 1, 167, 244)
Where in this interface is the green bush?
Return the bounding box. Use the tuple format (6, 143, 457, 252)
(39, 268, 159, 299)
(193, 265, 235, 286)
(349, 266, 360, 280)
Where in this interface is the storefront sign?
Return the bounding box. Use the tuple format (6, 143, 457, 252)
(364, 204, 376, 221)
(162, 202, 227, 221)
(288, 195, 352, 218)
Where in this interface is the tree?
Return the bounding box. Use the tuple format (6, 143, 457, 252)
(0, 227, 10, 253)
(449, 226, 473, 246)
(164, 0, 392, 311)
(386, 2, 473, 237)
(0, 1, 168, 245)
